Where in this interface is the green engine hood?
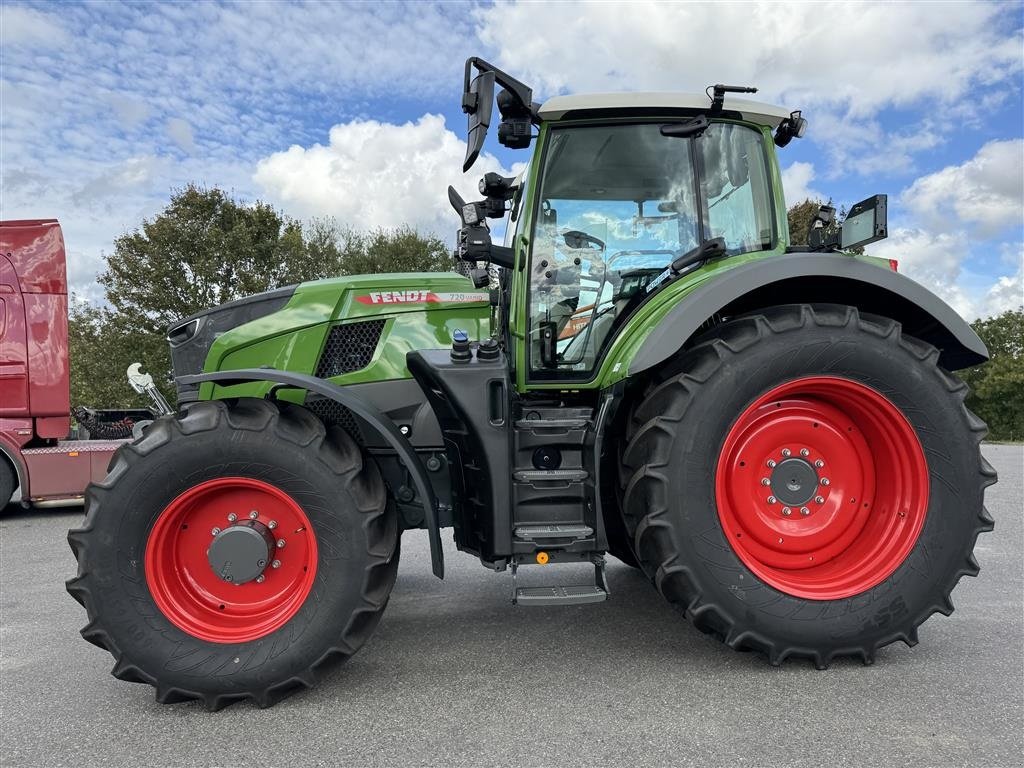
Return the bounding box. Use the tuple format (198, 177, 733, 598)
(201, 272, 491, 396)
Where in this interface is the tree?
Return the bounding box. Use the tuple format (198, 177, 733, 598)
(787, 198, 827, 246)
(786, 198, 863, 253)
(336, 224, 454, 275)
(961, 307, 1024, 441)
(68, 302, 151, 408)
(70, 186, 454, 407)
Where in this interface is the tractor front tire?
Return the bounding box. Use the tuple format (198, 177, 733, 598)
(620, 304, 995, 666)
(67, 398, 399, 709)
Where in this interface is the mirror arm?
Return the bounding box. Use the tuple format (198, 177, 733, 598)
(464, 57, 535, 122)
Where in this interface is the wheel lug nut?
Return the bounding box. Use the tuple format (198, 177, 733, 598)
(761, 478, 771, 486)
(211, 527, 221, 536)
(800, 448, 809, 457)
(767, 459, 777, 468)
(815, 495, 825, 504)
(767, 496, 777, 504)
(782, 507, 792, 516)
(276, 539, 286, 549)
(227, 513, 237, 522)
(271, 559, 281, 569)
(820, 478, 830, 486)
(249, 510, 258, 519)
(800, 507, 810, 516)
(255, 574, 265, 583)
(268, 520, 277, 530)
(815, 459, 824, 468)
(782, 449, 791, 457)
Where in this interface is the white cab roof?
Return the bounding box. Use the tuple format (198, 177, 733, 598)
(538, 92, 791, 128)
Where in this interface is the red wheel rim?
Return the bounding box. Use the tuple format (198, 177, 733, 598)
(715, 376, 928, 600)
(144, 477, 317, 643)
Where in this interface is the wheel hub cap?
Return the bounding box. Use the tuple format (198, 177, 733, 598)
(208, 521, 275, 585)
(770, 458, 818, 506)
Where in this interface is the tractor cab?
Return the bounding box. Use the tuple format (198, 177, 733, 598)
(450, 58, 852, 390)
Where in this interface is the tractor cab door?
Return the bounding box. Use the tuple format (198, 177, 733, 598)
(523, 120, 777, 384)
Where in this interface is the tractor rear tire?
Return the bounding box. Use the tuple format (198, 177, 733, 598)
(619, 304, 995, 666)
(67, 398, 399, 709)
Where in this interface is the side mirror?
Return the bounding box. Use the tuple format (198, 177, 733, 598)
(463, 70, 495, 172)
(840, 194, 887, 250)
(774, 110, 807, 148)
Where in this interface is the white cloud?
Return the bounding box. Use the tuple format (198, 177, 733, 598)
(166, 118, 196, 153)
(476, 2, 1021, 115)
(71, 156, 167, 207)
(901, 140, 1024, 237)
(0, 5, 68, 48)
(106, 94, 152, 128)
(781, 162, 826, 205)
(983, 263, 1023, 317)
(812, 114, 946, 178)
(870, 141, 1024, 319)
(870, 228, 977, 317)
(253, 114, 519, 237)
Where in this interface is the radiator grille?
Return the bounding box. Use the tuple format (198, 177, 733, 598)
(315, 319, 386, 378)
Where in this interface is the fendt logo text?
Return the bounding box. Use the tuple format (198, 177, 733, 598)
(355, 291, 486, 305)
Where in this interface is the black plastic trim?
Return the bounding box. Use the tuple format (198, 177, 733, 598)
(177, 368, 444, 579)
(629, 254, 988, 374)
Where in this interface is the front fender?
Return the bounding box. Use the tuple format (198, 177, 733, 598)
(602, 253, 987, 382)
(178, 368, 444, 579)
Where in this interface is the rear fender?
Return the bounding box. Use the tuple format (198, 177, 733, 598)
(619, 253, 987, 379)
(178, 369, 444, 579)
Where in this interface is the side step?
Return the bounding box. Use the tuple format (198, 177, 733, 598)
(514, 524, 593, 541)
(515, 585, 606, 606)
(511, 554, 610, 606)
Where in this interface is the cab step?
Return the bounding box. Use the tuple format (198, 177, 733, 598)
(514, 524, 593, 541)
(513, 469, 589, 482)
(515, 585, 607, 606)
(511, 554, 610, 606)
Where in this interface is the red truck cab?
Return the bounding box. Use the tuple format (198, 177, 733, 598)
(0, 219, 123, 510)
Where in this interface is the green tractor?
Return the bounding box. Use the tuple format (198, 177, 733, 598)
(68, 58, 996, 709)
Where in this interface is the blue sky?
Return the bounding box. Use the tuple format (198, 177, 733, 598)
(1, 0, 1021, 319)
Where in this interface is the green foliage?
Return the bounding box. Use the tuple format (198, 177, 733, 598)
(786, 198, 863, 254)
(70, 185, 452, 407)
(962, 308, 1024, 441)
(786, 198, 827, 246)
(68, 302, 152, 408)
(335, 225, 454, 275)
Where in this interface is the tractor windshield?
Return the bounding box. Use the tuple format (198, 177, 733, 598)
(527, 121, 774, 379)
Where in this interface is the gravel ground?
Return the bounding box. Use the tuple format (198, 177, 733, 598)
(0, 444, 1020, 768)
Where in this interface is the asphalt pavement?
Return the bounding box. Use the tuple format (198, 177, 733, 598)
(1, 444, 1021, 768)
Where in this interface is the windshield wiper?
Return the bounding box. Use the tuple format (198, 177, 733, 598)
(644, 238, 727, 295)
(671, 237, 727, 272)
(660, 115, 709, 138)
